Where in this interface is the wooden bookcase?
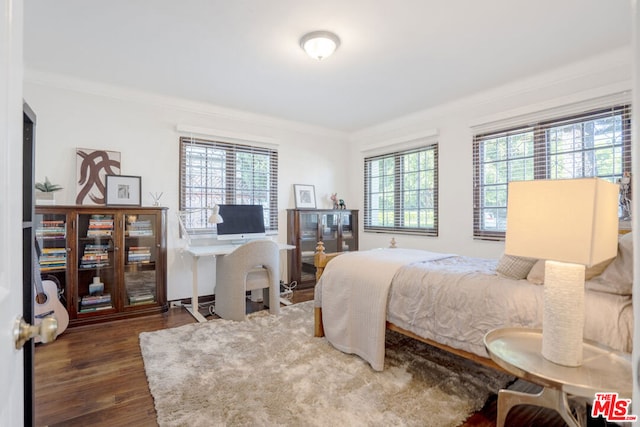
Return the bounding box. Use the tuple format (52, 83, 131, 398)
(34, 205, 168, 326)
(287, 209, 358, 288)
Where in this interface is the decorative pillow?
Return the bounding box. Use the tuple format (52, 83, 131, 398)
(585, 232, 633, 295)
(526, 260, 545, 285)
(585, 257, 615, 279)
(527, 257, 614, 285)
(496, 254, 537, 280)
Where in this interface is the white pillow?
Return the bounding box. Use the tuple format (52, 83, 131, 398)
(586, 232, 633, 295)
(527, 257, 614, 286)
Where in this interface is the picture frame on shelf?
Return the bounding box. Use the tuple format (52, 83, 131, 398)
(105, 175, 142, 206)
(293, 184, 317, 209)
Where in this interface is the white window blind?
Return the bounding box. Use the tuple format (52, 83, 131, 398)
(364, 144, 439, 236)
(473, 101, 632, 240)
(179, 136, 278, 234)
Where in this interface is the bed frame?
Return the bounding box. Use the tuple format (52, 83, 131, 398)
(312, 241, 505, 372)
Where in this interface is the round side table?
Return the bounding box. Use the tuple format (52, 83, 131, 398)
(484, 328, 632, 427)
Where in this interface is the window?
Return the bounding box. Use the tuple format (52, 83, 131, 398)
(179, 137, 278, 234)
(364, 144, 438, 236)
(473, 104, 632, 240)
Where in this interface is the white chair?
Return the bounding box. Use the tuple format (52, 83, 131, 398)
(215, 239, 281, 321)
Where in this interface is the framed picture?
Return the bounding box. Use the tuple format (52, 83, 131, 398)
(105, 175, 141, 206)
(294, 184, 317, 209)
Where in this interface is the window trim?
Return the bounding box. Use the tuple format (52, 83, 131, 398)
(364, 143, 439, 236)
(179, 136, 279, 235)
(473, 104, 632, 240)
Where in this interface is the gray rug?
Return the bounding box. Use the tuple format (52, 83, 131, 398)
(140, 301, 513, 427)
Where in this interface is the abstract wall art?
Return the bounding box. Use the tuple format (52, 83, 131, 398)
(76, 148, 121, 205)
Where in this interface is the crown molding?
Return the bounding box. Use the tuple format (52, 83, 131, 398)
(350, 46, 632, 143)
(23, 68, 348, 140)
(176, 124, 279, 148)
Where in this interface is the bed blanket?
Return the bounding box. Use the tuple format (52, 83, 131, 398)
(320, 248, 453, 371)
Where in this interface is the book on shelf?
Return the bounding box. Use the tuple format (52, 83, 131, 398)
(87, 215, 114, 237)
(80, 293, 112, 305)
(128, 287, 155, 304)
(39, 247, 67, 270)
(36, 220, 66, 239)
(80, 294, 112, 312)
(127, 246, 152, 263)
(80, 243, 110, 268)
(126, 219, 153, 237)
(79, 304, 113, 313)
(128, 294, 155, 304)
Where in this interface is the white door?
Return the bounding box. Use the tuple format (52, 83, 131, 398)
(0, 0, 26, 425)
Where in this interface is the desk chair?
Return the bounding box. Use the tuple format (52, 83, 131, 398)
(215, 239, 281, 321)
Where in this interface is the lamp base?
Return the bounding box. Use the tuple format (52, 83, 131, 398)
(542, 260, 585, 367)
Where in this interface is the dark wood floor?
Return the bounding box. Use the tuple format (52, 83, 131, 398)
(35, 289, 601, 427)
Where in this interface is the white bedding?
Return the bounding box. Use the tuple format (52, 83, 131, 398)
(319, 249, 453, 371)
(316, 253, 633, 369)
(387, 256, 633, 356)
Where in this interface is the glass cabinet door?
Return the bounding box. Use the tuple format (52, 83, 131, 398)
(299, 212, 319, 283)
(34, 212, 68, 307)
(340, 212, 356, 252)
(321, 213, 339, 253)
(76, 213, 116, 314)
(123, 213, 158, 307)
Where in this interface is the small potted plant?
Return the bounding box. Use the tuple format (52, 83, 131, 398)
(35, 177, 63, 205)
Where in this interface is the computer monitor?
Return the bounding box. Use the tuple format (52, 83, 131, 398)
(216, 204, 266, 241)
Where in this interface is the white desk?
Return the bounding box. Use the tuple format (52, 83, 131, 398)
(184, 243, 295, 322)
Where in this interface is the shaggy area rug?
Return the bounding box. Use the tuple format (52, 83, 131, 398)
(140, 301, 513, 427)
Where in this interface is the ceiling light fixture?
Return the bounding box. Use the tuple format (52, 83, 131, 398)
(300, 31, 340, 61)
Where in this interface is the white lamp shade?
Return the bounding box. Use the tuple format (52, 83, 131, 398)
(505, 178, 619, 266)
(208, 204, 224, 224)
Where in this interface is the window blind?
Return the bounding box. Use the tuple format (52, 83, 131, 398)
(473, 102, 632, 240)
(179, 136, 279, 234)
(364, 144, 439, 236)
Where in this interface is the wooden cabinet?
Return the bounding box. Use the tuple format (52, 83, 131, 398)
(34, 205, 168, 326)
(287, 209, 358, 288)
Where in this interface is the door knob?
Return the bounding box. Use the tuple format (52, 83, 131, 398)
(13, 316, 58, 349)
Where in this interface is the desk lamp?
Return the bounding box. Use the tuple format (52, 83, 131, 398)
(177, 205, 224, 245)
(505, 178, 618, 366)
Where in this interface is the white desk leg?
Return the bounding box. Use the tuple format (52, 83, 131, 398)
(186, 255, 207, 323)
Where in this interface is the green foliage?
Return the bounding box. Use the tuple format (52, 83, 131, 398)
(35, 177, 63, 192)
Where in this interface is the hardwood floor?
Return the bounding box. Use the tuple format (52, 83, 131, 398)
(35, 289, 600, 427)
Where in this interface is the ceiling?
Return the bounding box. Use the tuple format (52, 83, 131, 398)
(24, 0, 632, 132)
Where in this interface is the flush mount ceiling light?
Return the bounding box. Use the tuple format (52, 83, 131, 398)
(300, 31, 340, 61)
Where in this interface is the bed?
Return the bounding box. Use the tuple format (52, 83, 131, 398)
(313, 233, 633, 372)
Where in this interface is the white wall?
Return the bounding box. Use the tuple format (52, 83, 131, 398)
(349, 47, 632, 259)
(24, 73, 351, 300)
(25, 45, 632, 300)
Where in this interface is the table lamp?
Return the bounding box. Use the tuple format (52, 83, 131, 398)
(177, 204, 224, 245)
(505, 178, 618, 367)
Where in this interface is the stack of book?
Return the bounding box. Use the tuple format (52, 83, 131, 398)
(87, 215, 114, 237)
(126, 219, 153, 237)
(39, 247, 67, 271)
(80, 244, 110, 268)
(127, 246, 151, 264)
(79, 293, 112, 312)
(36, 220, 66, 239)
(128, 290, 155, 305)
